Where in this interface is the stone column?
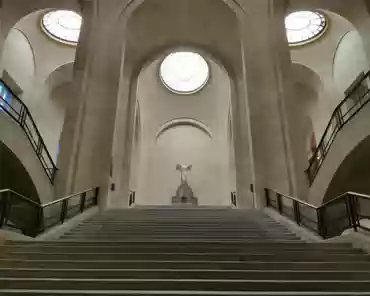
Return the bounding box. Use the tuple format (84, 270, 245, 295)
(56, 1, 130, 207)
(237, 0, 297, 207)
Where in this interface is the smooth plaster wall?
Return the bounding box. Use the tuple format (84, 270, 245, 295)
(134, 57, 234, 206)
(286, 81, 318, 200)
(290, 11, 358, 141)
(2, 29, 35, 88)
(2, 10, 75, 162)
(333, 30, 369, 94)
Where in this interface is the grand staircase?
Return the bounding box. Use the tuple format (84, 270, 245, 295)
(0, 207, 370, 295)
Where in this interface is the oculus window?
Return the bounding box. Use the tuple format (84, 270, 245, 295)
(285, 11, 327, 46)
(41, 10, 82, 45)
(160, 52, 209, 94)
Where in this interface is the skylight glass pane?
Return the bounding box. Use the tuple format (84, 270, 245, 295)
(160, 52, 210, 94)
(285, 11, 327, 46)
(41, 10, 82, 45)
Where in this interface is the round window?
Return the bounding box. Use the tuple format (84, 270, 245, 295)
(41, 10, 82, 45)
(285, 11, 327, 46)
(160, 52, 210, 94)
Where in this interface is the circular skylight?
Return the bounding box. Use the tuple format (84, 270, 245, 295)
(160, 52, 209, 94)
(41, 10, 82, 45)
(285, 11, 327, 46)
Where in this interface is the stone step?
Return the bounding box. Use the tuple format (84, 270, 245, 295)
(2, 246, 360, 254)
(1, 259, 370, 270)
(2, 278, 370, 292)
(83, 221, 281, 224)
(0, 268, 370, 280)
(59, 237, 301, 242)
(64, 232, 295, 237)
(66, 226, 294, 231)
(4, 241, 349, 249)
(0, 291, 367, 296)
(0, 289, 370, 296)
(2, 252, 367, 262)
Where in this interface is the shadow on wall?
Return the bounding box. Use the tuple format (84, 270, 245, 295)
(324, 135, 370, 202)
(0, 141, 40, 203)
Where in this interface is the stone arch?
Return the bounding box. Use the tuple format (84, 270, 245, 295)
(1, 0, 80, 43)
(289, 1, 370, 63)
(156, 118, 213, 140)
(0, 140, 40, 203)
(124, 0, 242, 81)
(1, 27, 36, 90)
(45, 62, 74, 95)
(323, 134, 370, 202)
(121, 0, 246, 24)
(292, 63, 324, 94)
(109, 0, 246, 207)
(0, 111, 54, 204)
(288, 1, 364, 31)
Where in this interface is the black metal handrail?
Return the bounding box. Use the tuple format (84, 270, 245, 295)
(265, 188, 370, 239)
(307, 71, 370, 185)
(0, 79, 57, 183)
(0, 187, 99, 237)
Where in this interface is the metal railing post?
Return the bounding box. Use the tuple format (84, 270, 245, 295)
(36, 138, 43, 156)
(277, 193, 283, 214)
(317, 207, 326, 239)
(18, 107, 26, 127)
(293, 200, 300, 225)
(36, 206, 43, 234)
(335, 108, 344, 128)
(60, 200, 68, 224)
(0, 191, 10, 228)
(94, 187, 100, 205)
(264, 189, 270, 207)
(51, 168, 57, 184)
(80, 192, 87, 213)
(347, 194, 358, 232)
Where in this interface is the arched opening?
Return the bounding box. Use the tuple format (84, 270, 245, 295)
(130, 50, 234, 206)
(0, 141, 40, 203)
(108, 0, 244, 208)
(324, 135, 370, 202)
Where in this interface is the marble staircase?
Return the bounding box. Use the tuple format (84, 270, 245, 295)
(0, 208, 369, 295)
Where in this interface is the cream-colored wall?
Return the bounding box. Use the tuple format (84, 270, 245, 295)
(134, 57, 234, 206)
(333, 30, 369, 94)
(3, 0, 370, 209)
(2, 10, 75, 162)
(287, 9, 370, 202)
(2, 29, 35, 87)
(290, 11, 360, 140)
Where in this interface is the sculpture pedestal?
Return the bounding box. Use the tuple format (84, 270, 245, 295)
(172, 195, 198, 206)
(172, 181, 198, 206)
